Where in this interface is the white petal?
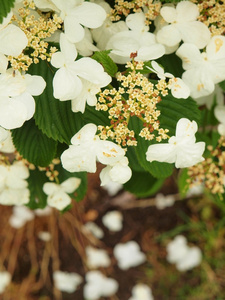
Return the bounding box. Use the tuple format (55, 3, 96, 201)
(175, 118, 197, 139)
(176, 247, 202, 271)
(146, 143, 176, 164)
(109, 162, 132, 184)
(176, 1, 199, 22)
(170, 77, 190, 99)
(137, 44, 165, 61)
(160, 6, 177, 23)
(175, 142, 205, 168)
(0, 53, 8, 73)
(176, 43, 203, 70)
(126, 12, 147, 31)
(61, 177, 81, 193)
(214, 105, 225, 124)
(70, 123, 97, 145)
(53, 68, 82, 100)
(96, 141, 125, 165)
(59, 33, 77, 62)
(47, 191, 71, 210)
(0, 24, 28, 56)
(207, 35, 225, 60)
(156, 24, 181, 47)
(51, 52, 65, 69)
(43, 182, 59, 195)
(13, 92, 35, 121)
(24, 74, 46, 96)
(0, 97, 28, 129)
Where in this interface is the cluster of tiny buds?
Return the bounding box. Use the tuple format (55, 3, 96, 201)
(38, 158, 60, 181)
(9, 0, 62, 71)
(96, 59, 169, 147)
(193, 0, 225, 36)
(187, 136, 225, 195)
(110, 0, 161, 24)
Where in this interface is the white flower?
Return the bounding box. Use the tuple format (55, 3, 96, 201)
(167, 235, 202, 272)
(155, 193, 175, 210)
(51, 0, 106, 43)
(61, 123, 126, 173)
(193, 84, 224, 109)
(101, 181, 123, 196)
(146, 118, 205, 168)
(100, 157, 132, 185)
(86, 246, 111, 268)
(34, 206, 52, 217)
(38, 231, 52, 242)
(113, 241, 146, 270)
(156, 1, 210, 49)
(0, 271, 11, 294)
(129, 283, 154, 300)
(147, 62, 190, 98)
(53, 270, 82, 293)
(176, 36, 225, 98)
(214, 105, 225, 136)
(83, 222, 104, 239)
(0, 69, 46, 129)
(106, 12, 165, 64)
(0, 161, 30, 206)
(9, 206, 34, 228)
(51, 33, 111, 108)
(0, 11, 28, 58)
(43, 177, 81, 210)
(75, 28, 98, 56)
(102, 211, 123, 232)
(0, 127, 15, 153)
(84, 270, 118, 300)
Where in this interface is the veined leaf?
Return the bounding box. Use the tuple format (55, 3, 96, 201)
(92, 50, 118, 77)
(124, 170, 164, 197)
(0, 0, 15, 23)
(157, 53, 183, 78)
(12, 119, 57, 167)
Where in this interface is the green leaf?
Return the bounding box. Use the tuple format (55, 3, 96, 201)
(12, 119, 57, 167)
(124, 170, 164, 197)
(177, 169, 190, 198)
(0, 0, 15, 23)
(219, 80, 225, 91)
(92, 50, 118, 77)
(157, 53, 183, 78)
(27, 169, 48, 209)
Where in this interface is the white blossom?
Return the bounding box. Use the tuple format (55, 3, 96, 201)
(0, 69, 46, 129)
(155, 193, 175, 210)
(0, 127, 15, 153)
(75, 28, 98, 56)
(51, 0, 106, 43)
(102, 180, 123, 196)
(51, 33, 111, 110)
(193, 84, 224, 109)
(0, 161, 30, 206)
(38, 231, 52, 242)
(106, 12, 165, 64)
(167, 235, 202, 272)
(86, 246, 111, 268)
(84, 270, 118, 300)
(0, 271, 11, 294)
(156, 1, 210, 49)
(129, 283, 154, 300)
(176, 36, 225, 98)
(9, 206, 34, 228)
(53, 270, 82, 293)
(146, 118, 205, 168)
(61, 123, 127, 173)
(102, 211, 123, 232)
(113, 241, 146, 270)
(43, 177, 81, 210)
(214, 105, 225, 136)
(83, 221, 104, 239)
(147, 61, 173, 80)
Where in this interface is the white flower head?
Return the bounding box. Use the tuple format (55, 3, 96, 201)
(102, 210, 123, 232)
(167, 235, 202, 272)
(113, 241, 146, 270)
(86, 246, 111, 269)
(176, 36, 225, 98)
(83, 221, 104, 239)
(156, 1, 210, 49)
(0, 127, 15, 153)
(155, 193, 175, 210)
(0, 271, 11, 294)
(106, 12, 165, 64)
(43, 177, 81, 210)
(146, 118, 205, 168)
(53, 270, 82, 293)
(129, 283, 154, 300)
(9, 206, 34, 228)
(84, 270, 118, 300)
(61, 123, 126, 173)
(51, 0, 106, 43)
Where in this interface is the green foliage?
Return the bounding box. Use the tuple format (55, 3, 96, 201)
(177, 169, 190, 198)
(92, 50, 118, 77)
(124, 170, 164, 197)
(27, 169, 48, 209)
(12, 119, 57, 167)
(157, 53, 183, 78)
(0, 0, 15, 23)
